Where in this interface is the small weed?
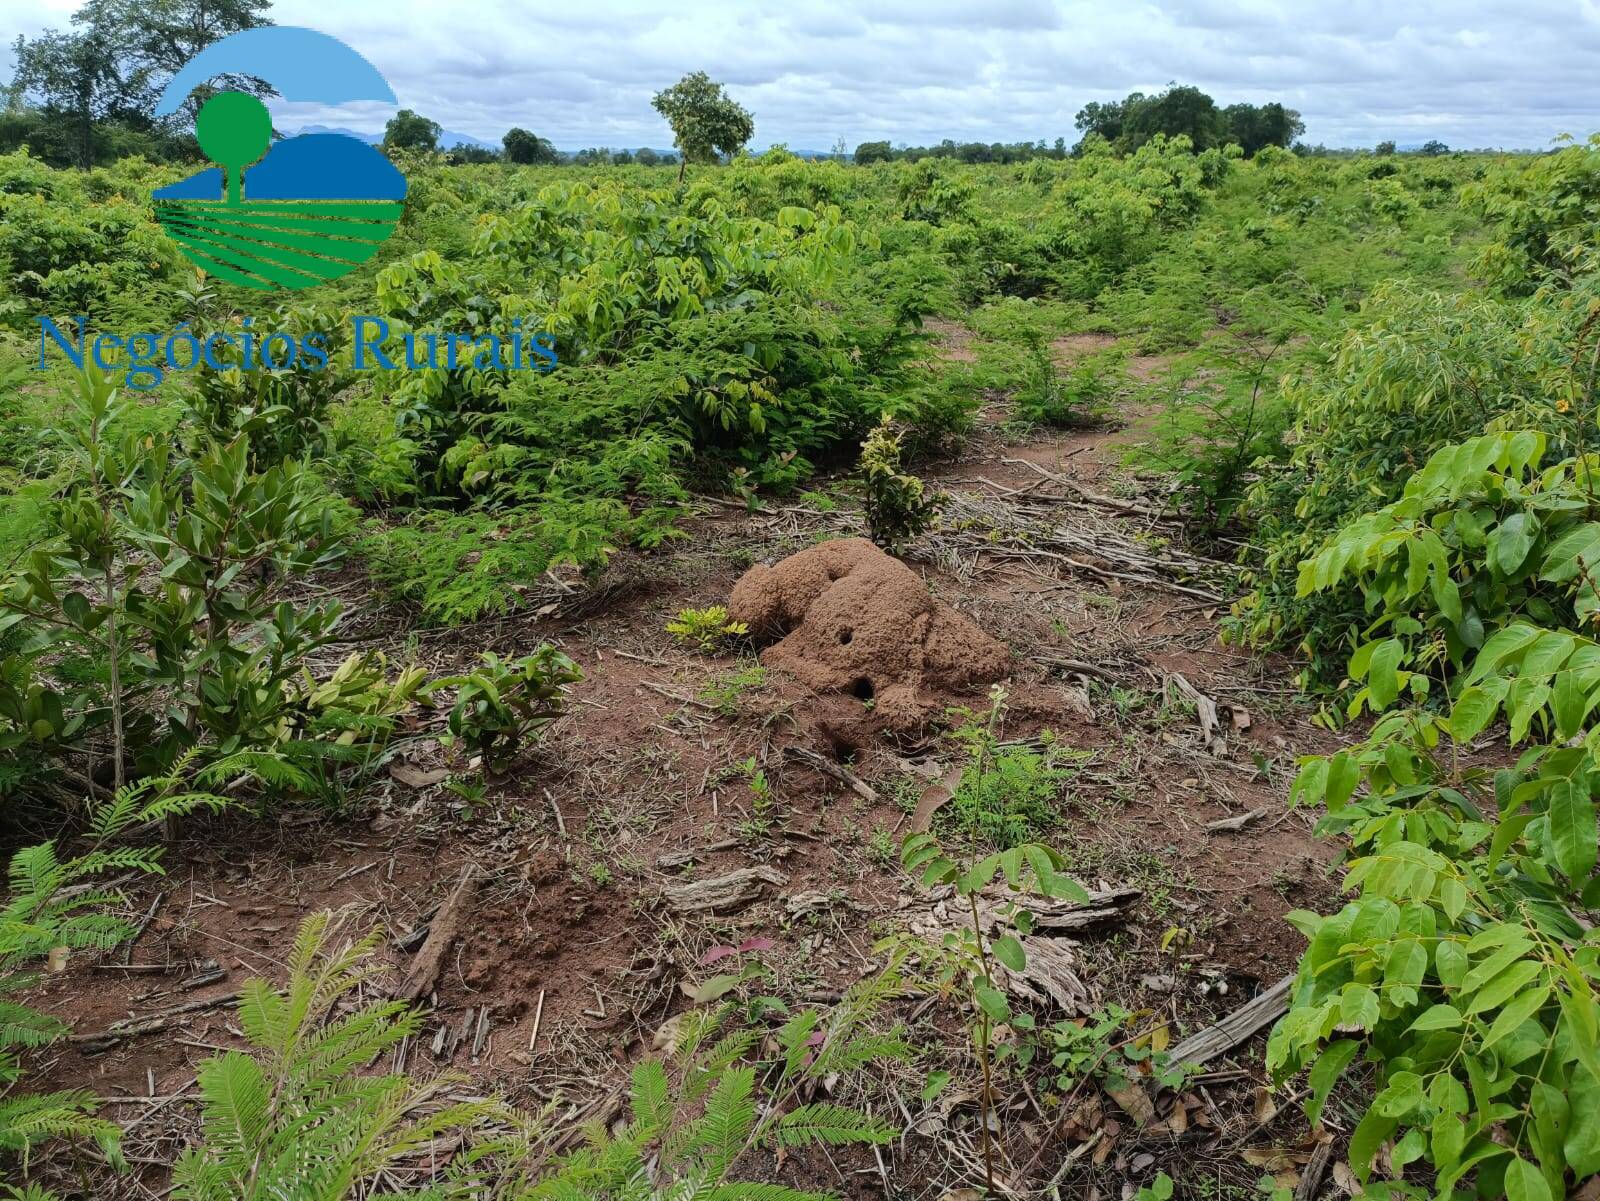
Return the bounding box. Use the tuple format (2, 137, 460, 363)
(697, 661, 769, 716)
(867, 826, 896, 867)
(666, 605, 748, 653)
(945, 726, 1087, 848)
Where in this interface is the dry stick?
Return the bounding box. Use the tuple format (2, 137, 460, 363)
(781, 745, 880, 803)
(121, 892, 167, 964)
(1296, 1139, 1335, 1201)
(527, 989, 546, 1052)
(1167, 975, 1295, 1067)
(999, 456, 1173, 521)
(73, 992, 241, 1050)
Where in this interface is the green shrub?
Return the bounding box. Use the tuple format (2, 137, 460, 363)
(665, 605, 748, 654)
(434, 648, 582, 771)
(860, 418, 943, 552)
(171, 912, 512, 1200)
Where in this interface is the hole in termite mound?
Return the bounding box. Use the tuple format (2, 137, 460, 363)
(850, 677, 876, 702)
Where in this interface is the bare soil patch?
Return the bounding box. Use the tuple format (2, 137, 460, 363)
(25, 320, 1346, 1201)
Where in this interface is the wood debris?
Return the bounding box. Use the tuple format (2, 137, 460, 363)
(396, 865, 477, 1003)
(782, 745, 880, 803)
(74, 991, 241, 1052)
(1169, 975, 1294, 1067)
(1207, 808, 1267, 833)
(662, 866, 788, 914)
(1167, 671, 1226, 755)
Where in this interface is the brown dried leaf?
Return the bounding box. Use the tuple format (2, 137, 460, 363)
(390, 763, 451, 789)
(1106, 1080, 1156, 1126)
(1252, 1085, 1279, 1126)
(1241, 1146, 1298, 1172)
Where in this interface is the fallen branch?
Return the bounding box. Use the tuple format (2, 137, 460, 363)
(397, 865, 477, 1004)
(1167, 671, 1226, 756)
(1000, 458, 1172, 521)
(782, 745, 879, 803)
(975, 886, 1141, 934)
(74, 992, 240, 1052)
(1206, 808, 1267, 833)
(1169, 975, 1294, 1067)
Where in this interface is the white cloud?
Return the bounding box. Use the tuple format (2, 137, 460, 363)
(0, 0, 1593, 150)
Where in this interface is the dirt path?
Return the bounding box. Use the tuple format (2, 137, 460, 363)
(29, 326, 1344, 1199)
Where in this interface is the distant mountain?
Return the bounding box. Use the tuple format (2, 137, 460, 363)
(291, 124, 498, 151)
(285, 129, 848, 159)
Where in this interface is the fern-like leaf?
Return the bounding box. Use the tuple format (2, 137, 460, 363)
(766, 1103, 895, 1148)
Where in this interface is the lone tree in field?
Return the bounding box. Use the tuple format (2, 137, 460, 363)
(651, 71, 753, 180)
(383, 109, 440, 153)
(503, 126, 558, 164)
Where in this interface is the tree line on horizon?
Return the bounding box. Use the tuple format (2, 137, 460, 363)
(4, 3, 1471, 174)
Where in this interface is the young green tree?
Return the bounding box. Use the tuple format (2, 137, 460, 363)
(9, 28, 137, 168)
(502, 126, 557, 164)
(650, 70, 754, 181)
(382, 108, 439, 153)
(854, 139, 892, 164)
(10, 0, 271, 166)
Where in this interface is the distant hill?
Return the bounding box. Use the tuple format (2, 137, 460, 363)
(292, 124, 498, 152)
(286, 128, 848, 159)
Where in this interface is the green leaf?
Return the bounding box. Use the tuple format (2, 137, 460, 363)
(1548, 778, 1598, 881)
(1408, 1004, 1463, 1032)
(1481, 985, 1550, 1051)
(1339, 985, 1379, 1030)
(974, 985, 1010, 1023)
(1367, 639, 1404, 710)
(991, 936, 1026, 972)
(1490, 512, 1539, 576)
(1540, 521, 1600, 583)
(1465, 958, 1544, 1015)
(1566, 1065, 1600, 1177)
(1348, 1105, 1399, 1182)
(1450, 686, 1500, 742)
(1503, 1154, 1553, 1201)
(1436, 941, 1468, 989)
(1306, 1039, 1359, 1125)
(921, 1071, 951, 1103)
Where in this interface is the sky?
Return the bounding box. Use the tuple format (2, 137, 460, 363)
(4, 0, 1600, 151)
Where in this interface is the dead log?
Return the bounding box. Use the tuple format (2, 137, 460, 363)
(1169, 975, 1294, 1067)
(397, 865, 477, 1004)
(995, 933, 1094, 1014)
(662, 866, 788, 914)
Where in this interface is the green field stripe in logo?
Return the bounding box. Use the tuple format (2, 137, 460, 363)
(159, 212, 382, 272)
(177, 246, 280, 291)
(189, 200, 405, 221)
(167, 210, 397, 243)
(163, 229, 327, 289)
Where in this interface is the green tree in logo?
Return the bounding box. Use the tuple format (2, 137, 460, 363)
(195, 90, 271, 204)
